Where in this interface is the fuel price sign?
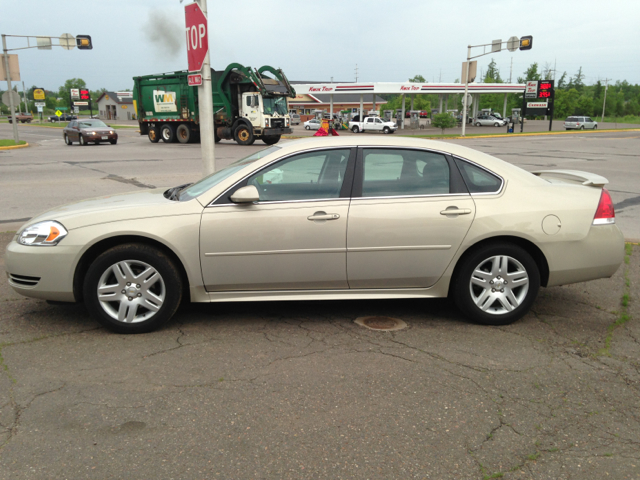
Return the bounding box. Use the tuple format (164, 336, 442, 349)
(537, 80, 554, 99)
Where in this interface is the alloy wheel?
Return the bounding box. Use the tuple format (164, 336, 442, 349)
(468, 255, 529, 315)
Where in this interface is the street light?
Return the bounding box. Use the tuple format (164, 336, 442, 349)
(461, 35, 532, 136)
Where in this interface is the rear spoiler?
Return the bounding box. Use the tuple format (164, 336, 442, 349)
(531, 169, 609, 187)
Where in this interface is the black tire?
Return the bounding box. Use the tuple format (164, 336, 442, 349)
(234, 124, 254, 145)
(475, 122, 481, 127)
(110, 139, 118, 145)
(262, 135, 281, 145)
(305, 125, 310, 130)
(79, 135, 87, 146)
(566, 128, 570, 130)
(83, 243, 183, 334)
(351, 125, 359, 133)
(148, 126, 160, 143)
(383, 126, 390, 134)
(594, 125, 598, 130)
(176, 124, 191, 144)
(27, 119, 32, 123)
(64, 134, 72, 146)
(580, 125, 585, 130)
(451, 242, 540, 326)
(161, 124, 176, 143)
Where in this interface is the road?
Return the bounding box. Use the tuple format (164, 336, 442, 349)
(1, 123, 639, 480)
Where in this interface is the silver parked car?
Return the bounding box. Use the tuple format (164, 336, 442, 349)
(304, 118, 321, 130)
(290, 114, 301, 126)
(564, 116, 598, 130)
(6, 137, 623, 334)
(475, 114, 507, 127)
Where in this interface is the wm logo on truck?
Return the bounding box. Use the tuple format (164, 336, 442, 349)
(153, 90, 177, 112)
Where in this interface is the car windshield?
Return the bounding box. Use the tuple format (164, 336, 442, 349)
(178, 146, 282, 201)
(78, 120, 109, 128)
(263, 97, 288, 116)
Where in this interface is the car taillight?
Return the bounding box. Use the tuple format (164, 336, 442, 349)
(593, 188, 615, 225)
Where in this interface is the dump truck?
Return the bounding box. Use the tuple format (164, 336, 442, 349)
(132, 63, 296, 146)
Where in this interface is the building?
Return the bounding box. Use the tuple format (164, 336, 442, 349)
(95, 91, 134, 120)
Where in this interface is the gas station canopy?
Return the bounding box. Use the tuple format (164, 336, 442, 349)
(292, 82, 526, 96)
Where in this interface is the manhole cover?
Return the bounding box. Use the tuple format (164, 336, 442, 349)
(354, 316, 407, 331)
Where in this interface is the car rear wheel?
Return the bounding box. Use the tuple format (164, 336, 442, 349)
(176, 124, 191, 144)
(452, 243, 540, 326)
(580, 126, 585, 130)
(351, 126, 359, 133)
(148, 126, 160, 143)
(79, 135, 87, 146)
(64, 134, 72, 146)
(305, 125, 310, 130)
(83, 244, 183, 334)
(161, 124, 176, 143)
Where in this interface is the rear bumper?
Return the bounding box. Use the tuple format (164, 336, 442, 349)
(544, 224, 625, 287)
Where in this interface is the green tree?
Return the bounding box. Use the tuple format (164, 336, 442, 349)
(409, 75, 426, 83)
(432, 112, 457, 134)
(554, 88, 580, 119)
(557, 72, 567, 89)
(57, 78, 87, 108)
(484, 59, 502, 83)
(517, 63, 541, 83)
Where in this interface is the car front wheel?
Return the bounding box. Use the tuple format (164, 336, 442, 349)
(475, 122, 481, 127)
(494, 122, 500, 127)
(351, 126, 359, 133)
(305, 125, 310, 130)
(64, 134, 72, 146)
(452, 243, 540, 326)
(79, 135, 87, 146)
(383, 126, 390, 134)
(83, 244, 183, 334)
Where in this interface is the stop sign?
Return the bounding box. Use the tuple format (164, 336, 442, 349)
(184, 3, 208, 72)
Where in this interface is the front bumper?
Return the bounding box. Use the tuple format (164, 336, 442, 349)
(5, 237, 81, 302)
(263, 128, 292, 136)
(83, 133, 118, 142)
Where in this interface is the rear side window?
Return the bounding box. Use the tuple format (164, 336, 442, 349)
(454, 159, 502, 194)
(566, 117, 578, 122)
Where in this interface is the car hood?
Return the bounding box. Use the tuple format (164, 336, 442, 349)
(24, 188, 204, 231)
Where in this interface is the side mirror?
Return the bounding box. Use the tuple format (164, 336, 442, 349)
(230, 185, 260, 203)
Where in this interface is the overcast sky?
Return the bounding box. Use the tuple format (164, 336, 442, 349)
(2, 0, 639, 92)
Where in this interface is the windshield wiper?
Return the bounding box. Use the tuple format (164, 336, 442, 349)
(164, 183, 192, 201)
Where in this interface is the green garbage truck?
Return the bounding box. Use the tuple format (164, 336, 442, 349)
(132, 63, 296, 145)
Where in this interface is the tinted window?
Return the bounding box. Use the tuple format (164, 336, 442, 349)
(566, 117, 579, 122)
(246, 149, 351, 202)
(454, 159, 502, 194)
(362, 149, 450, 197)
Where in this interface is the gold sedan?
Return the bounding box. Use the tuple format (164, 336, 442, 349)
(5, 137, 624, 333)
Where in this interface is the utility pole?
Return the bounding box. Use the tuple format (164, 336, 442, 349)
(2, 35, 19, 144)
(601, 78, 611, 123)
(22, 80, 28, 113)
(354, 64, 358, 82)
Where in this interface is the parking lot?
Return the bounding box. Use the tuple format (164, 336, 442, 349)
(1, 124, 639, 479)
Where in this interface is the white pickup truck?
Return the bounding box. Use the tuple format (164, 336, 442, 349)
(349, 116, 398, 134)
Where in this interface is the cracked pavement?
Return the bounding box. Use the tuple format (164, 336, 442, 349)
(1, 231, 638, 479)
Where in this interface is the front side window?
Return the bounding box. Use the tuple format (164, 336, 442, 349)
(246, 149, 351, 202)
(361, 149, 450, 197)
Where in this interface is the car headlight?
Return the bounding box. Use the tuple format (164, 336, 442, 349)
(18, 221, 68, 246)
(109, 130, 114, 134)
(88, 131, 96, 135)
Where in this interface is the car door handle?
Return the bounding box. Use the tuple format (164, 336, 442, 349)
(307, 212, 340, 221)
(440, 207, 472, 216)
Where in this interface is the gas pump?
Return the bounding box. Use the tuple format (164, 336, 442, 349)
(409, 110, 420, 129)
(508, 108, 521, 134)
(383, 110, 394, 122)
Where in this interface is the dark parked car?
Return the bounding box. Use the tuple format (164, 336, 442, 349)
(49, 114, 77, 122)
(63, 119, 118, 145)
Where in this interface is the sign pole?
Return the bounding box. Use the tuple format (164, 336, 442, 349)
(2, 35, 20, 144)
(194, 0, 215, 176)
(461, 46, 471, 137)
(548, 85, 555, 132)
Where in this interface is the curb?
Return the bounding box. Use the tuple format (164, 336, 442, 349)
(452, 128, 640, 140)
(0, 142, 30, 150)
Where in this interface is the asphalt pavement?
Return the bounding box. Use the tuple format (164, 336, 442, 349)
(1, 122, 640, 479)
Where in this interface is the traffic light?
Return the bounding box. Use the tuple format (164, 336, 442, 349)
(519, 36, 533, 51)
(76, 35, 92, 50)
